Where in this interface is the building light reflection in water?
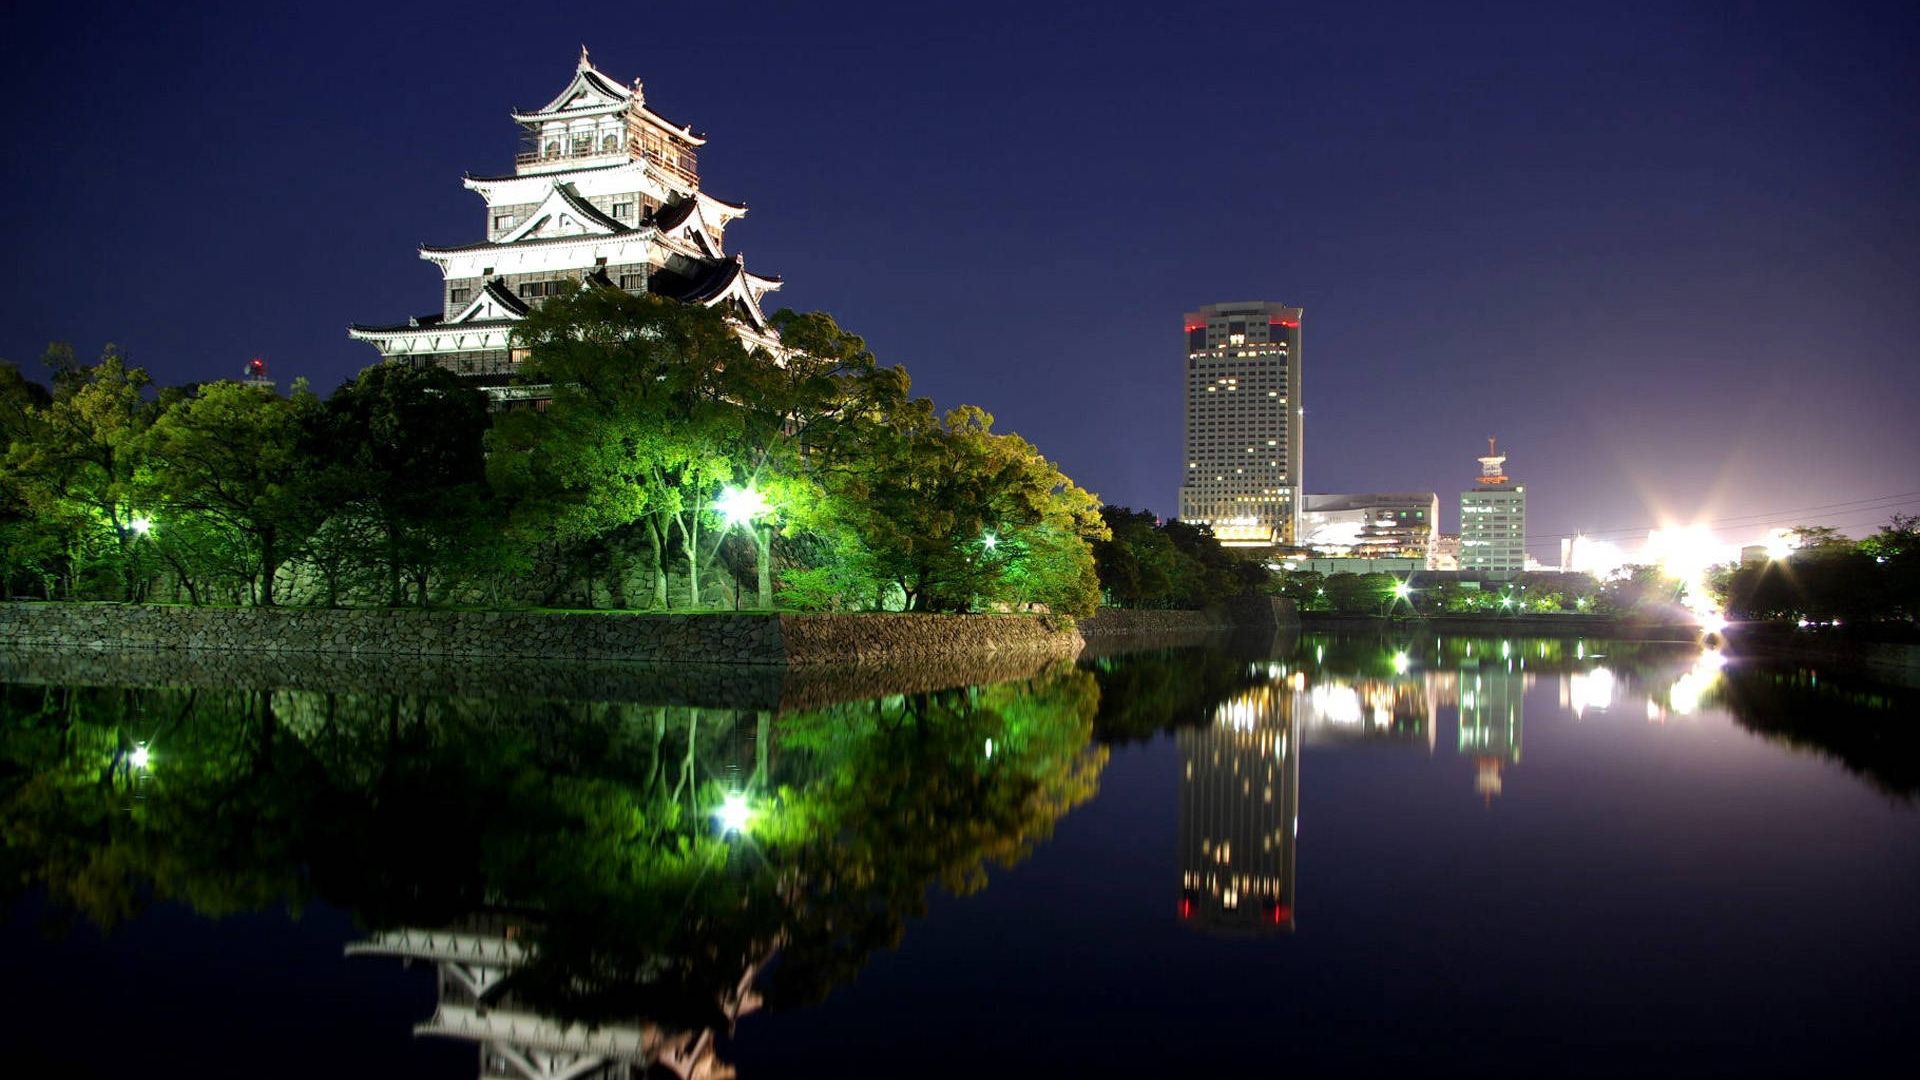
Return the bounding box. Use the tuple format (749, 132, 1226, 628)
(1180, 683, 1300, 935)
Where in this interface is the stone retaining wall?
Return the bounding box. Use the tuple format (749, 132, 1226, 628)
(0, 642, 1079, 712)
(1079, 597, 1297, 640)
(777, 612, 1079, 664)
(0, 602, 1082, 668)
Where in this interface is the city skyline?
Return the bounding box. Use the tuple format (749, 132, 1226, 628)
(2, 2, 1915, 556)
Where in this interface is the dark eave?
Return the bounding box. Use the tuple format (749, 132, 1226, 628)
(351, 317, 521, 336)
(464, 162, 630, 184)
(349, 313, 445, 334)
(650, 197, 698, 231)
(645, 258, 731, 305)
(423, 226, 647, 256)
(553, 183, 627, 232)
(480, 278, 532, 317)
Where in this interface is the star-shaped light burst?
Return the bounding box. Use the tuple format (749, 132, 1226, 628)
(715, 792, 753, 835)
(713, 485, 769, 530)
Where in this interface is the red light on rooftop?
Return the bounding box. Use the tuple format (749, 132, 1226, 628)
(1273, 904, 1292, 924)
(1270, 318, 1300, 329)
(1184, 322, 1205, 333)
(1179, 898, 1193, 919)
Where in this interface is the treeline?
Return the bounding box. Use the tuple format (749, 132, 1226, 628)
(1714, 521, 1920, 629)
(1091, 507, 1269, 608)
(0, 293, 1109, 614)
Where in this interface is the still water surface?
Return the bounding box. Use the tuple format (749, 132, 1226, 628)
(3, 633, 1916, 1077)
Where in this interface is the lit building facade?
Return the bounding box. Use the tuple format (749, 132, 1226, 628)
(1178, 681, 1299, 934)
(1459, 439, 1526, 577)
(350, 49, 783, 398)
(1301, 492, 1439, 561)
(1180, 302, 1304, 547)
(1458, 659, 1525, 802)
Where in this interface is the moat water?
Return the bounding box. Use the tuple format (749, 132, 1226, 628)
(3, 632, 1916, 1077)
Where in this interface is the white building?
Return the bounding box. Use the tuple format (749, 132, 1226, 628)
(1301, 492, 1439, 561)
(1179, 302, 1304, 547)
(1459, 439, 1527, 577)
(350, 49, 784, 396)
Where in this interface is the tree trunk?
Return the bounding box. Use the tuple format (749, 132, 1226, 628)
(646, 521, 668, 610)
(258, 533, 278, 607)
(676, 515, 701, 609)
(385, 524, 404, 607)
(755, 525, 773, 609)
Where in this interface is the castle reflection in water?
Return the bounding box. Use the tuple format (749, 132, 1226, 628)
(1178, 637, 1646, 938)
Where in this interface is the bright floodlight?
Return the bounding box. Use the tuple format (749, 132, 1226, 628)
(716, 792, 752, 833)
(1393, 580, 1411, 599)
(1764, 529, 1798, 561)
(1392, 651, 1410, 674)
(713, 486, 768, 529)
(130, 745, 150, 770)
(129, 516, 153, 536)
(982, 532, 999, 550)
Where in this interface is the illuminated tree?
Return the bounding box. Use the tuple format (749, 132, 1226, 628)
(822, 403, 1107, 615)
(0, 345, 157, 599)
(492, 289, 750, 608)
(144, 380, 328, 606)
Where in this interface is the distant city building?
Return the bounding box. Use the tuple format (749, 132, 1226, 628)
(1179, 682, 1299, 934)
(1282, 556, 1424, 576)
(1179, 302, 1303, 547)
(1301, 492, 1439, 561)
(350, 49, 784, 399)
(1459, 439, 1526, 578)
(241, 357, 275, 392)
(1430, 533, 1461, 570)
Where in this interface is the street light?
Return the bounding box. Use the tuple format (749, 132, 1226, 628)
(713, 486, 768, 530)
(715, 792, 752, 835)
(130, 743, 151, 770)
(981, 532, 999, 551)
(713, 486, 773, 609)
(129, 516, 153, 536)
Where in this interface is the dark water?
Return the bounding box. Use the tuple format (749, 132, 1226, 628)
(3, 633, 1916, 1077)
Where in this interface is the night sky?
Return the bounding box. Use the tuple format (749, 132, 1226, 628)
(3, 1, 1915, 556)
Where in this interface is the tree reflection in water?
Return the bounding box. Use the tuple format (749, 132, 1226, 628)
(4, 635, 1914, 1075)
(0, 665, 1105, 1078)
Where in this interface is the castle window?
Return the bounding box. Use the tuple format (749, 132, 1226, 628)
(543, 140, 559, 158)
(613, 202, 633, 220)
(449, 287, 471, 305)
(494, 214, 515, 231)
(602, 133, 619, 153)
(618, 273, 643, 290)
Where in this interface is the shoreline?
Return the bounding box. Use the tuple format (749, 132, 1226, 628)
(1721, 624, 1920, 688)
(1295, 611, 1703, 639)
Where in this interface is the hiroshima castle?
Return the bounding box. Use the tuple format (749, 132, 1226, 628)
(349, 49, 784, 391)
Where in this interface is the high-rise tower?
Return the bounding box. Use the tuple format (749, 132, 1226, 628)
(349, 49, 784, 398)
(1459, 438, 1527, 576)
(1179, 302, 1303, 547)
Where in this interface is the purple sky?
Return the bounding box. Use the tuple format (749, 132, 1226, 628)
(3, 1, 1915, 556)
